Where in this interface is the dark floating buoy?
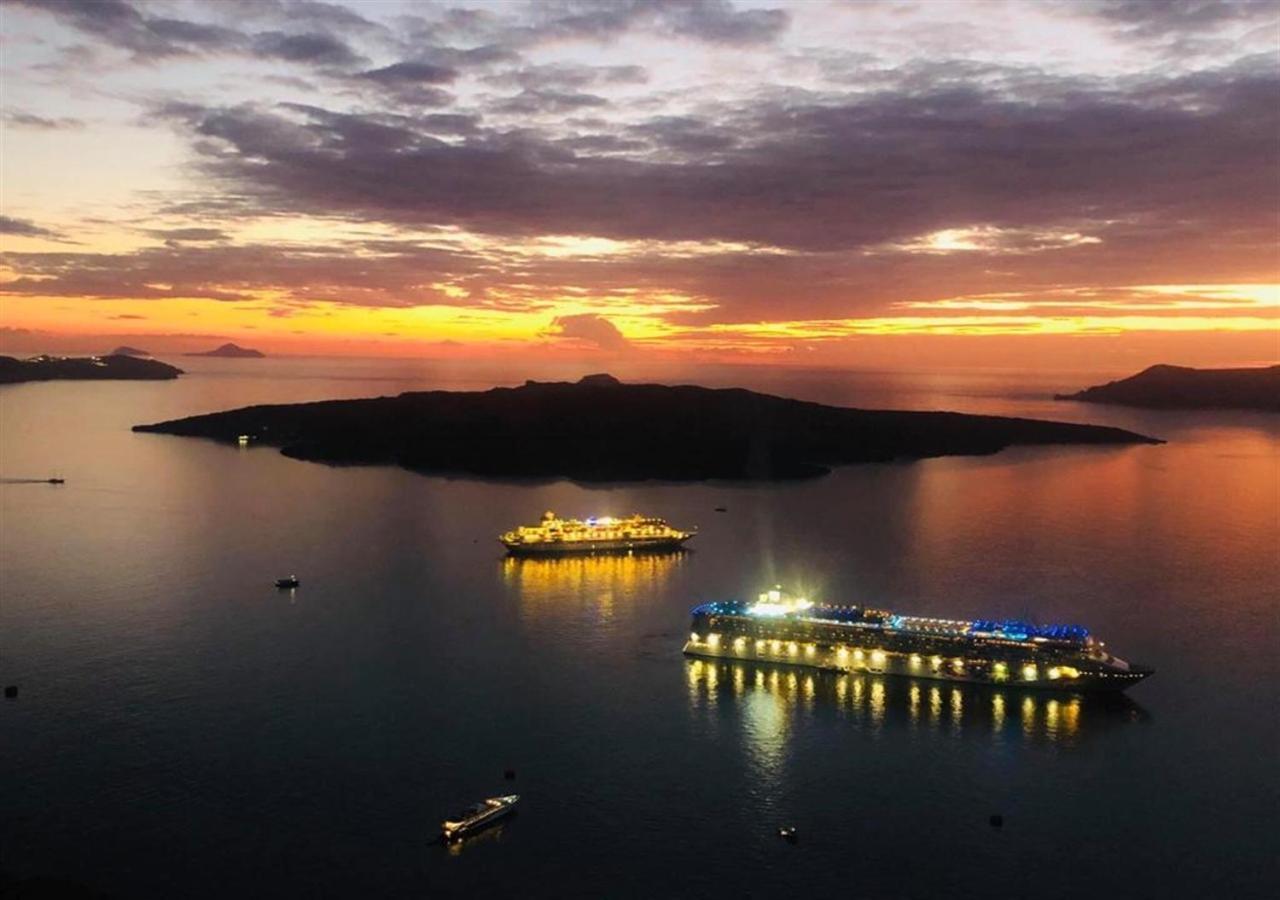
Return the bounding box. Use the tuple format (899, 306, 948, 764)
(4, 685, 17, 699)
(714, 506, 727, 512)
(777, 825, 798, 843)
(503, 769, 516, 781)
(989, 814, 1004, 828)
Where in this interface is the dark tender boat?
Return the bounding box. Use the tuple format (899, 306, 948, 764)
(441, 794, 519, 842)
(275, 575, 299, 589)
(684, 587, 1152, 692)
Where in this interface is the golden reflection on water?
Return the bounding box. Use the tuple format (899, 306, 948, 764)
(502, 551, 685, 620)
(443, 822, 510, 857)
(686, 659, 1146, 746)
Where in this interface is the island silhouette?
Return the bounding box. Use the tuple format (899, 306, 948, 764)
(1, 354, 182, 384)
(109, 345, 151, 357)
(134, 373, 1159, 481)
(1058, 364, 1279, 411)
(184, 342, 265, 358)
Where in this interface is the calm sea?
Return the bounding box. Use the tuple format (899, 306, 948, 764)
(2, 358, 1277, 899)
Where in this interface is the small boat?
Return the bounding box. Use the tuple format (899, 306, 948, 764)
(441, 794, 519, 843)
(47, 477, 65, 484)
(275, 575, 299, 589)
(778, 825, 798, 843)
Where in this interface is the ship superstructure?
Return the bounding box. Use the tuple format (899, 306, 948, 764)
(683, 588, 1151, 692)
(500, 511, 695, 556)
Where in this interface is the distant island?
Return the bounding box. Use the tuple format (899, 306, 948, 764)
(0, 354, 183, 384)
(135, 373, 1159, 481)
(109, 345, 151, 357)
(184, 342, 265, 358)
(1057, 364, 1279, 411)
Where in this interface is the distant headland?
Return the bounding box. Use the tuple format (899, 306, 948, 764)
(1057, 364, 1279, 411)
(0, 354, 183, 384)
(184, 342, 265, 358)
(134, 373, 1159, 481)
(109, 345, 151, 357)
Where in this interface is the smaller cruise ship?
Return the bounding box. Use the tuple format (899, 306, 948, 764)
(684, 587, 1151, 692)
(441, 794, 519, 842)
(500, 511, 695, 556)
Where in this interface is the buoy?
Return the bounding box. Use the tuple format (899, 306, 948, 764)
(778, 825, 798, 843)
(989, 814, 1004, 828)
(4, 685, 17, 699)
(504, 769, 516, 780)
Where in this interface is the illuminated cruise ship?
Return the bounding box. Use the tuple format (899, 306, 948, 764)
(500, 511, 695, 556)
(683, 588, 1151, 692)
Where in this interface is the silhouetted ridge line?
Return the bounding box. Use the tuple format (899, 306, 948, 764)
(0, 354, 182, 384)
(183, 342, 265, 358)
(134, 374, 1160, 481)
(1057, 364, 1279, 411)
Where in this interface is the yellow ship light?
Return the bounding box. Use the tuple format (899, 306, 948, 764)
(993, 662, 1008, 681)
(733, 637, 746, 651)
(788, 642, 799, 656)
(805, 644, 816, 657)
(1058, 666, 1080, 679)
(931, 655, 943, 670)
(1048, 666, 1061, 679)
(707, 633, 720, 648)
(952, 659, 964, 673)
(836, 646, 848, 658)
(771, 640, 781, 652)
(853, 649, 865, 662)
(756, 639, 766, 651)
(690, 633, 700, 643)
(870, 650, 887, 666)
(909, 654, 922, 667)
(1022, 664, 1039, 681)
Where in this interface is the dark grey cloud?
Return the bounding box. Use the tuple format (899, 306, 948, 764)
(251, 30, 363, 67)
(486, 62, 648, 92)
(3, 110, 85, 130)
(492, 88, 611, 115)
(350, 60, 459, 106)
(358, 61, 459, 86)
(543, 313, 630, 349)
(5, 0, 243, 59)
(628, 116, 738, 154)
(1079, 0, 1278, 38)
(281, 1, 380, 31)
(0, 240, 489, 307)
(145, 61, 1279, 259)
(147, 227, 231, 247)
(0, 215, 63, 239)
(513, 0, 790, 46)
(5, 0, 366, 67)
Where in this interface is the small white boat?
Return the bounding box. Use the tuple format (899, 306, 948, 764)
(441, 794, 519, 842)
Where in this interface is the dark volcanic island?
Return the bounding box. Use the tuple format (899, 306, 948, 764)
(134, 374, 1160, 481)
(184, 342, 265, 358)
(1057, 364, 1279, 411)
(1, 354, 183, 384)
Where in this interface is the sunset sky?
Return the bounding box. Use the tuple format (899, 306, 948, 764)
(1, 0, 1277, 368)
